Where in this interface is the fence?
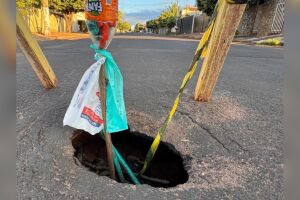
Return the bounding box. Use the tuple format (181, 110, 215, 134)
(177, 15, 194, 34)
(158, 27, 169, 35)
(18, 8, 83, 33)
(193, 14, 210, 33)
(176, 14, 210, 34)
(271, 0, 284, 34)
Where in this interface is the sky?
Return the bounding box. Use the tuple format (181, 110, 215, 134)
(119, 0, 196, 26)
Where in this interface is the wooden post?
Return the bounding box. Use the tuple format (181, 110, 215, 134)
(16, 11, 57, 89)
(194, 1, 246, 102)
(99, 64, 116, 180)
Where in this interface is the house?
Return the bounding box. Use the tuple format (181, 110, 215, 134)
(180, 6, 202, 17)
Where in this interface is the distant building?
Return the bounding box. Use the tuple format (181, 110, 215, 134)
(180, 6, 202, 17)
(175, 0, 284, 37)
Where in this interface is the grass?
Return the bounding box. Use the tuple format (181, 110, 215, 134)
(256, 38, 283, 46)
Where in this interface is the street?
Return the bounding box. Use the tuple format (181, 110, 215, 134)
(17, 34, 284, 199)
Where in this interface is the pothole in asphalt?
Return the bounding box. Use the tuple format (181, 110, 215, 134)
(71, 129, 189, 188)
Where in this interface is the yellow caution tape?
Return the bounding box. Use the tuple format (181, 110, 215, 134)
(139, 15, 217, 175)
(139, 0, 246, 175)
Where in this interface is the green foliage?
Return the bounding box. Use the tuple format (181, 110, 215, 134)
(48, 0, 84, 32)
(134, 23, 144, 32)
(158, 2, 180, 28)
(146, 2, 180, 30)
(196, 0, 217, 16)
(196, 0, 266, 16)
(146, 19, 159, 29)
(17, 0, 85, 33)
(166, 2, 181, 18)
(49, 0, 84, 14)
(118, 10, 123, 23)
(16, 0, 41, 9)
(123, 22, 131, 32)
(117, 11, 132, 32)
(166, 16, 176, 29)
(256, 38, 283, 46)
(17, 0, 85, 16)
(118, 20, 131, 32)
(16, 0, 41, 16)
(17, 0, 85, 14)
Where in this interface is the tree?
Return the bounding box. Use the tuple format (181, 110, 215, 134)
(146, 2, 180, 31)
(196, 0, 266, 16)
(159, 2, 180, 28)
(118, 21, 131, 32)
(117, 10, 132, 33)
(134, 23, 144, 32)
(122, 22, 131, 32)
(146, 19, 160, 33)
(118, 10, 124, 24)
(49, 0, 84, 32)
(167, 16, 176, 29)
(17, 0, 42, 33)
(146, 19, 158, 30)
(166, 2, 180, 18)
(196, 0, 217, 16)
(17, 0, 85, 33)
(117, 11, 124, 32)
(158, 11, 169, 28)
(16, 0, 41, 10)
(16, 0, 41, 17)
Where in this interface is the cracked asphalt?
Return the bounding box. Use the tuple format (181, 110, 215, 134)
(17, 34, 284, 199)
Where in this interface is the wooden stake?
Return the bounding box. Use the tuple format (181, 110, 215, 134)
(194, 1, 246, 102)
(16, 11, 57, 89)
(99, 64, 116, 180)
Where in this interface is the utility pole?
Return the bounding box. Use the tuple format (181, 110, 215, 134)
(194, 1, 246, 102)
(41, 0, 50, 35)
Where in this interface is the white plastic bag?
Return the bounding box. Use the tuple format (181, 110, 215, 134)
(63, 57, 105, 135)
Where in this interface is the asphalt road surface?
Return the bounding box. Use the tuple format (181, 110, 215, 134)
(17, 34, 284, 199)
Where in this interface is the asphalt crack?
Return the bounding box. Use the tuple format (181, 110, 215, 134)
(162, 103, 250, 154)
(199, 124, 230, 153)
(221, 125, 250, 155)
(163, 106, 230, 153)
(229, 138, 250, 155)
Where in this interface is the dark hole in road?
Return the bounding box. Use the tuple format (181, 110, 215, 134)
(71, 129, 189, 188)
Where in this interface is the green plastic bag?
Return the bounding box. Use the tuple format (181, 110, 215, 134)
(91, 44, 128, 133)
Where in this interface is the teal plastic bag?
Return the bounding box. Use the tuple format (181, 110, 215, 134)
(91, 44, 128, 133)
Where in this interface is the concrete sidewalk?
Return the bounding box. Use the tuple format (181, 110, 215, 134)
(153, 32, 284, 45)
